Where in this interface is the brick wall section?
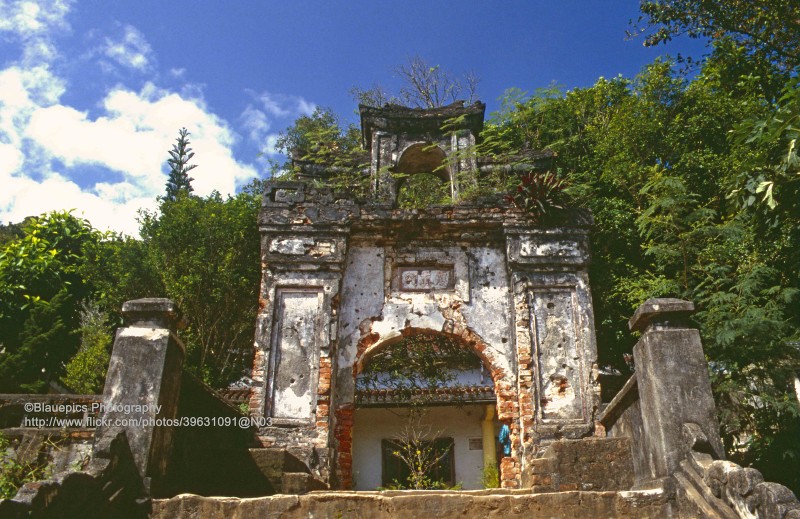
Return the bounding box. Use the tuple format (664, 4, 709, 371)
(333, 405, 354, 489)
(512, 282, 534, 436)
(523, 437, 634, 492)
(315, 356, 331, 437)
(249, 348, 266, 419)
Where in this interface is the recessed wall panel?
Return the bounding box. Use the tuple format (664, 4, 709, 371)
(268, 289, 322, 420)
(531, 289, 585, 422)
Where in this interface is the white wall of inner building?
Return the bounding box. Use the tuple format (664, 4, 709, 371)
(352, 404, 497, 491)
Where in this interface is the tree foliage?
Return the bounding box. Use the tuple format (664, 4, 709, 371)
(0, 211, 105, 392)
(481, 41, 799, 490)
(165, 127, 197, 201)
(633, 0, 800, 71)
(139, 184, 262, 386)
(273, 107, 371, 199)
(60, 301, 112, 394)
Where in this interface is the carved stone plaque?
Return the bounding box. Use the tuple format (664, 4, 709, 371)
(398, 266, 454, 291)
(273, 188, 301, 203)
(269, 237, 336, 257)
(520, 239, 580, 258)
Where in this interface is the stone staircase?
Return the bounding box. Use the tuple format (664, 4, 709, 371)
(247, 448, 328, 495)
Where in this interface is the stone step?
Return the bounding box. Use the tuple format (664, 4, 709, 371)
(151, 488, 675, 518)
(281, 472, 329, 495)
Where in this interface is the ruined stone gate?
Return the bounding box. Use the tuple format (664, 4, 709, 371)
(248, 102, 601, 490)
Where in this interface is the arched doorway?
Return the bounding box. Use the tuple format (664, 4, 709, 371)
(392, 143, 452, 207)
(350, 329, 500, 490)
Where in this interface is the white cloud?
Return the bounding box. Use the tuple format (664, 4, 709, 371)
(240, 104, 270, 143)
(240, 90, 316, 155)
(0, 1, 260, 235)
(256, 92, 291, 118)
(2, 78, 260, 233)
(0, 0, 71, 66)
(0, 143, 23, 175)
(296, 98, 315, 116)
(264, 134, 279, 155)
(0, 1, 340, 236)
(0, 170, 157, 236)
(0, 0, 71, 36)
(24, 82, 257, 203)
(103, 25, 153, 72)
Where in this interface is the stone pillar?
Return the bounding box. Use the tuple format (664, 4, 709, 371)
(253, 182, 350, 485)
(481, 404, 497, 473)
(503, 210, 599, 465)
(629, 298, 724, 485)
(93, 298, 185, 493)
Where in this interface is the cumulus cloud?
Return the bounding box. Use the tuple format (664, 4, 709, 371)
(17, 82, 258, 226)
(0, 0, 261, 235)
(240, 104, 270, 143)
(103, 24, 153, 72)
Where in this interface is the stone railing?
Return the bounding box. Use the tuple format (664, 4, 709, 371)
(1, 298, 325, 517)
(599, 298, 800, 518)
(677, 423, 800, 519)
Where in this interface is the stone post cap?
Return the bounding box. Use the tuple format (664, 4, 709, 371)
(122, 298, 184, 330)
(629, 298, 695, 333)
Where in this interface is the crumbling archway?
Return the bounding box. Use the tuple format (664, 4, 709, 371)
(352, 329, 498, 490)
(335, 326, 521, 490)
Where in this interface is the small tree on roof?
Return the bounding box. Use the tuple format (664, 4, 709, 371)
(164, 127, 197, 201)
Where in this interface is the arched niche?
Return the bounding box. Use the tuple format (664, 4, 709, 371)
(392, 143, 452, 207)
(350, 328, 500, 490)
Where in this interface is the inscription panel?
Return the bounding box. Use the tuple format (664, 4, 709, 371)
(531, 289, 585, 422)
(268, 289, 322, 420)
(274, 188, 300, 203)
(506, 233, 588, 267)
(269, 237, 336, 257)
(398, 266, 455, 291)
(520, 239, 580, 258)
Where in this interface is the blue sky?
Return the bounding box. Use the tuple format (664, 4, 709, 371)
(0, 0, 708, 235)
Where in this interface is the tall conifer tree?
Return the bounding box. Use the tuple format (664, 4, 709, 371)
(165, 128, 197, 201)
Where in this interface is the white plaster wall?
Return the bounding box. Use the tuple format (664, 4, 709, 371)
(352, 405, 494, 491)
(461, 247, 514, 363)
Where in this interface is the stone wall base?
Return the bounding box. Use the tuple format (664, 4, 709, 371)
(152, 488, 675, 519)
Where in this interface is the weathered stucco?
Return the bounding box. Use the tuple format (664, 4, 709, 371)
(250, 182, 600, 489)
